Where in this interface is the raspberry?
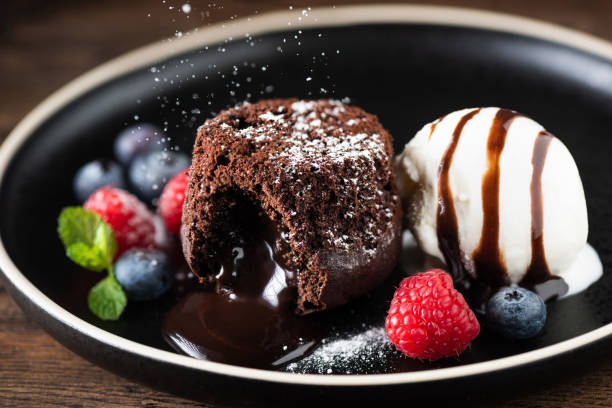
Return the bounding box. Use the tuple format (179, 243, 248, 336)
(385, 269, 480, 361)
(84, 187, 157, 256)
(157, 167, 189, 234)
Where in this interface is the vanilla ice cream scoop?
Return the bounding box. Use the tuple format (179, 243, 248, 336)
(397, 107, 601, 298)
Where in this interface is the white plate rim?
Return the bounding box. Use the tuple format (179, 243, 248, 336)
(0, 4, 611, 387)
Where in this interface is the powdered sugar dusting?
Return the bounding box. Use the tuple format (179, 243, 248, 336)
(275, 132, 385, 165)
(268, 100, 387, 171)
(284, 326, 394, 374)
(259, 111, 284, 122)
(291, 100, 315, 114)
(208, 100, 388, 167)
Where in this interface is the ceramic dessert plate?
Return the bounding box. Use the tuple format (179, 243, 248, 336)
(1, 5, 612, 406)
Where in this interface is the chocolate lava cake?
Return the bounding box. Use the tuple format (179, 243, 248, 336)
(181, 98, 402, 314)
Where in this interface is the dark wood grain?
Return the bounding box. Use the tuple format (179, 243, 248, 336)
(1, 1, 612, 406)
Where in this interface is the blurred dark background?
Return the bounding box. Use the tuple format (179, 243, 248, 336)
(2, 0, 612, 142)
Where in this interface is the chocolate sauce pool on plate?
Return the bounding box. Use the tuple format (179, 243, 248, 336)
(163, 211, 321, 369)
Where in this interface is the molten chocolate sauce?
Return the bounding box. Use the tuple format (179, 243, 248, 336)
(163, 209, 321, 368)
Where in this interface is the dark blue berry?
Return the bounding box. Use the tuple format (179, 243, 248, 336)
(73, 159, 126, 202)
(486, 287, 546, 340)
(128, 150, 190, 203)
(114, 123, 165, 165)
(115, 250, 174, 301)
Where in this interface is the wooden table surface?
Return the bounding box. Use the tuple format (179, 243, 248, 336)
(1, 0, 612, 406)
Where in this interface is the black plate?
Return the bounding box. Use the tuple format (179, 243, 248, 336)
(1, 6, 612, 406)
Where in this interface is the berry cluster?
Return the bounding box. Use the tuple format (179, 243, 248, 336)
(74, 123, 190, 250)
(64, 123, 192, 319)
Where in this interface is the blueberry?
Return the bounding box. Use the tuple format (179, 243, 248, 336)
(73, 159, 126, 202)
(114, 123, 165, 165)
(128, 150, 190, 203)
(115, 250, 174, 301)
(486, 287, 546, 340)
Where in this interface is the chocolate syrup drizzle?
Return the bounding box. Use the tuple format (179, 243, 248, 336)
(428, 117, 442, 141)
(436, 108, 481, 281)
(520, 130, 568, 298)
(435, 109, 568, 299)
(472, 109, 519, 287)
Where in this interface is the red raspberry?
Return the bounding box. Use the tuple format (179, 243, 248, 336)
(385, 269, 480, 361)
(157, 167, 189, 235)
(84, 187, 156, 256)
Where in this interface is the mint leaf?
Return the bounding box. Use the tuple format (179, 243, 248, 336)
(93, 215, 117, 265)
(88, 272, 127, 320)
(57, 207, 117, 271)
(58, 207, 127, 320)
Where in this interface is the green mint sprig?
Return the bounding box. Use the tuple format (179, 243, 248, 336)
(58, 207, 127, 320)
